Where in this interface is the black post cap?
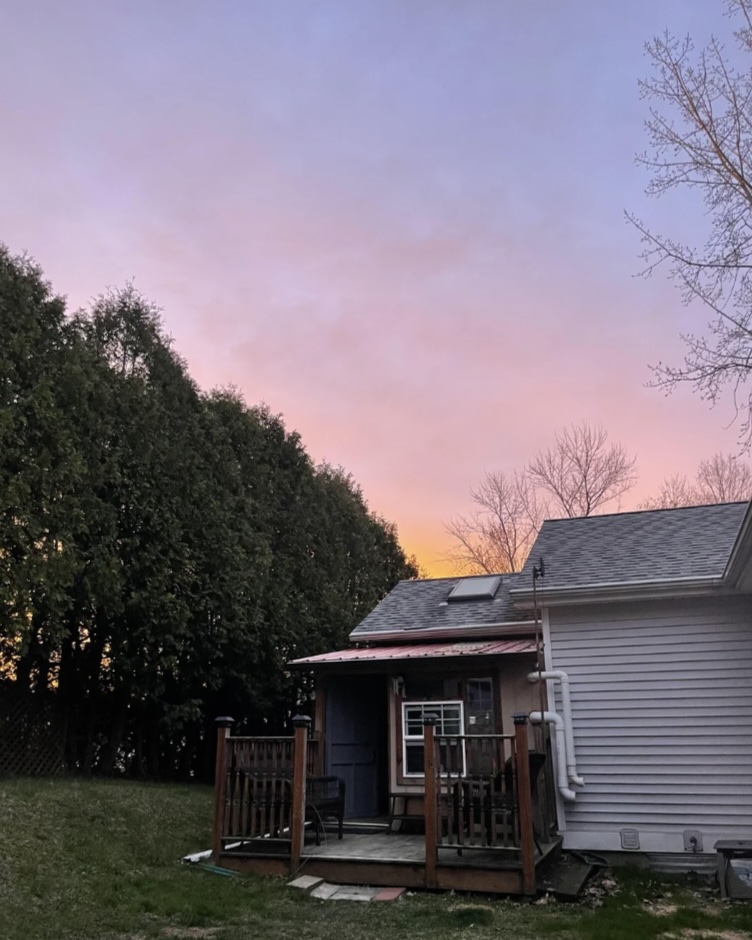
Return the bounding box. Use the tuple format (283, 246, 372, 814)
(512, 712, 529, 725)
(422, 714, 439, 726)
(292, 714, 312, 728)
(215, 716, 235, 728)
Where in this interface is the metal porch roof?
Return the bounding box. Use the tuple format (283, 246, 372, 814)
(290, 638, 536, 667)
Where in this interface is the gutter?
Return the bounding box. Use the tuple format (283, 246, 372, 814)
(511, 576, 728, 608)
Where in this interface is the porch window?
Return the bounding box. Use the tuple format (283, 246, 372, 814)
(402, 701, 465, 777)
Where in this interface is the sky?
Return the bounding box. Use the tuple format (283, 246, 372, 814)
(1, 0, 749, 575)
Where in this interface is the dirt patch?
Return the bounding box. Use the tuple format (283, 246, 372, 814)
(644, 900, 678, 916)
(577, 871, 620, 908)
(162, 929, 221, 939)
(660, 930, 752, 940)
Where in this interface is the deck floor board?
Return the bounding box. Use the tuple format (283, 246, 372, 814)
(299, 829, 551, 872)
(303, 832, 425, 863)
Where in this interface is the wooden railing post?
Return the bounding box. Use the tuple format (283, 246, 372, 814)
(513, 713, 536, 896)
(290, 715, 310, 873)
(212, 716, 234, 862)
(422, 716, 438, 888)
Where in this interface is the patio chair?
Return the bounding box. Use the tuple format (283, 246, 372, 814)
(305, 775, 346, 845)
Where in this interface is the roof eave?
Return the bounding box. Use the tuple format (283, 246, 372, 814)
(289, 638, 537, 669)
(510, 576, 729, 608)
(347, 620, 537, 644)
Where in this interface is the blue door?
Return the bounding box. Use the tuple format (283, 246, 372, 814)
(325, 675, 387, 819)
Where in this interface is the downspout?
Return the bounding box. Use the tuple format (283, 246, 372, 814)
(527, 669, 584, 787)
(529, 711, 577, 801)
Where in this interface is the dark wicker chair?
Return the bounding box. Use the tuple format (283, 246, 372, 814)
(305, 775, 346, 845)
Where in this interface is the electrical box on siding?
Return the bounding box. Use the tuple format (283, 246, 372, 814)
(683, 830, 703, 853)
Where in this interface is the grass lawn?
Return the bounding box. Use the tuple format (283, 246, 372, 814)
(2, 777, 752, 940)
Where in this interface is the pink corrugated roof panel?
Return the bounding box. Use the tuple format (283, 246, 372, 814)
(290, 638, 536, 666)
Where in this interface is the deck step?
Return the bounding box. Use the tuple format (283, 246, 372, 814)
(288, 875, 324, 892)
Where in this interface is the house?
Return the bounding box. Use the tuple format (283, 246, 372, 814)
(210, 499, 752, 890)
(512, 499, 752, 865)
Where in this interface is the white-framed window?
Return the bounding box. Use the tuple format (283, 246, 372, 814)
(402, 700, 465, 777)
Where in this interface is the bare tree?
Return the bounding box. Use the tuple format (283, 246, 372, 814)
(445, 470, 546, 573)
(640, 452, 752, 508)
(527, 424, 638, 518)
(639, 473, 698, 509)
(697, 451, 752, 500)
(630, 1, 752, 447)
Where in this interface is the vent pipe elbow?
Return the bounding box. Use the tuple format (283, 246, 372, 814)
(528, 670, 583, 787)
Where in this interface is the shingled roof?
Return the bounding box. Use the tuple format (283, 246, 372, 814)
(350, 572, 533, 640)
(515, 501, 749, 594)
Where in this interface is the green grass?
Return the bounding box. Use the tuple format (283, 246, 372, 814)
(2, 777, 752, 939)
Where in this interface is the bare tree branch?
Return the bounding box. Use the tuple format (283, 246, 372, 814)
(527, 423, 638, 518)
(631, 2, 752, 448)
(697, 450, 752, 498)
(638, 473, 699, 509)
(639, 451, 752, 507)
(444, 469, 546, 573)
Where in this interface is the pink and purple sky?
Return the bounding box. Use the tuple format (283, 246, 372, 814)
(2, 1, 748, 574)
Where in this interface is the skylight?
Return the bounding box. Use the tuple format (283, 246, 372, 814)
(447, 576, 502, 601)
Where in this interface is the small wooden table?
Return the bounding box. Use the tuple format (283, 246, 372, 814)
(388, 793, 424, 833)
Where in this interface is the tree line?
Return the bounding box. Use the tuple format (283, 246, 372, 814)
(0, 246, 417, 779)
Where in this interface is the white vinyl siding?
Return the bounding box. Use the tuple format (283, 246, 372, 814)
(546, 596, 752, 855)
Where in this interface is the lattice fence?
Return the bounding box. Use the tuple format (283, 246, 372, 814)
(0, 691, 65, 776)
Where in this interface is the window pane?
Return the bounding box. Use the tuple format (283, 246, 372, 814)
(402, 700, 465, 775)
(439, 705, 462, 735)
(468, 679, 493, 712)
(405, 743, 424, 774)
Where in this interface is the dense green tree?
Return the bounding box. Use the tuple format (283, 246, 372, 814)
(0, 250, 417, 779)
(0, 247, 80, 692)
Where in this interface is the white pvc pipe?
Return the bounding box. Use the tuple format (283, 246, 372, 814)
(528, 670, 584, 787)
(529, 711, 577, 802)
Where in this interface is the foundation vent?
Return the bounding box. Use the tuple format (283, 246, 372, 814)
(620, 828, 640, 850)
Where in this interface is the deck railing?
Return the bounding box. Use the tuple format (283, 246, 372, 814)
(423, 714, 536, 894)
(211, 713, 539, 895)
(211, 719, 317, 859)
(226, 734, 319, 778)
(433, 732, 516, 850)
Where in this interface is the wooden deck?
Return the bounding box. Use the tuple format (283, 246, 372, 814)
(212, 715, 559, 896)
(220, 826, 562, 895)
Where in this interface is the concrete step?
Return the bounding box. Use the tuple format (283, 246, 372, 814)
(288, 875, 405, 902)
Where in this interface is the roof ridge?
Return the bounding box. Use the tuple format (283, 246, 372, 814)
(397, 571, 519, 585)
(541, 500, 749, 525)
